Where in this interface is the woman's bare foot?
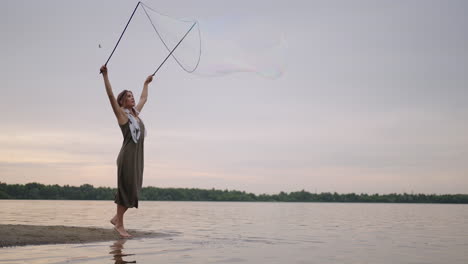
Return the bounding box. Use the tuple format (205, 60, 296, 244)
(110, 215, 118, 226)
(114, 225, 132, 238)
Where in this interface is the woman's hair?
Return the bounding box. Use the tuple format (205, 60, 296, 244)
(117, 90, 132, 107)
(117, 90, 138, 116)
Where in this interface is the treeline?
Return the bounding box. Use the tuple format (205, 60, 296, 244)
(0, 182, 467, 203)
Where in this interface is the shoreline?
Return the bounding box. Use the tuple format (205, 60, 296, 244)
(0, 224, 161, 248)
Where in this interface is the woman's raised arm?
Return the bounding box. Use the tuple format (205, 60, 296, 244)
(100, 65, 127, 125)
(136, 75, 153, 113)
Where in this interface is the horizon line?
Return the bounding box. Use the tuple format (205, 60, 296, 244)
(1, 181, 467, 196)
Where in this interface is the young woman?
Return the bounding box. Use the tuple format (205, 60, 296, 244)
(100, 65, 153, 238)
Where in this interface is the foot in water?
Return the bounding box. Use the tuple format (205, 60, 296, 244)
(114, 225, 132, 238)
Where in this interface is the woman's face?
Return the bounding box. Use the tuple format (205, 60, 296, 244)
(123, 91, 135, 108)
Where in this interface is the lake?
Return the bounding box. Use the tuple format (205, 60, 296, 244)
(1, 200, 467, 263)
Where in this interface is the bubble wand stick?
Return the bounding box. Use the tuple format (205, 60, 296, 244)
(100, 1, 141, 73)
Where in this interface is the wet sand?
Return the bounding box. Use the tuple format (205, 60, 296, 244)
(0, 224, 160, 247)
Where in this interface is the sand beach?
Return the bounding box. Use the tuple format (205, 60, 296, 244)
(0, 224, 159, 247)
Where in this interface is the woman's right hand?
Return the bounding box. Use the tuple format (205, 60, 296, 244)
(100, 65, 108, 75)
(144, 75, 153, 85)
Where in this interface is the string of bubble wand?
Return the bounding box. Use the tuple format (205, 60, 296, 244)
(151, 22, 197, 76)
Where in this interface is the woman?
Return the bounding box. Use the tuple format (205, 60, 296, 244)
(100, 65, 153, 238)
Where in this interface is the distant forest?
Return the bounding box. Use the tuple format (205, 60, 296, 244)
(1, 182, 467, 203)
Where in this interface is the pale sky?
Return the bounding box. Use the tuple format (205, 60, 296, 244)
(1, 0, 467, 194)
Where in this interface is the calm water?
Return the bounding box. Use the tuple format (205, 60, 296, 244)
(0, 200, 467, 264)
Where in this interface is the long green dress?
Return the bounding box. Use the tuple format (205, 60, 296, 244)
(114, 118, 145, 208)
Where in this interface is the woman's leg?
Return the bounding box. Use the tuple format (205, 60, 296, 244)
(110, 205, 126, 226)
(110, 213, 118, 225)
(114, 204, 131, 237)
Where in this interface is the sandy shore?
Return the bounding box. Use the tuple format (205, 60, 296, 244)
(0, 224, 161, 247)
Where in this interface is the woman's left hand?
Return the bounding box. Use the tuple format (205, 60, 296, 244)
(144, 75, 153, 85)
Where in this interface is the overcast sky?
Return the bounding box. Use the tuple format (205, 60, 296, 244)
(1, 0, 467, 194)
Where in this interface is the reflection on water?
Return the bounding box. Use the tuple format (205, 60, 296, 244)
(1, 201, 468, 264)
(109, 239, 136, 264)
